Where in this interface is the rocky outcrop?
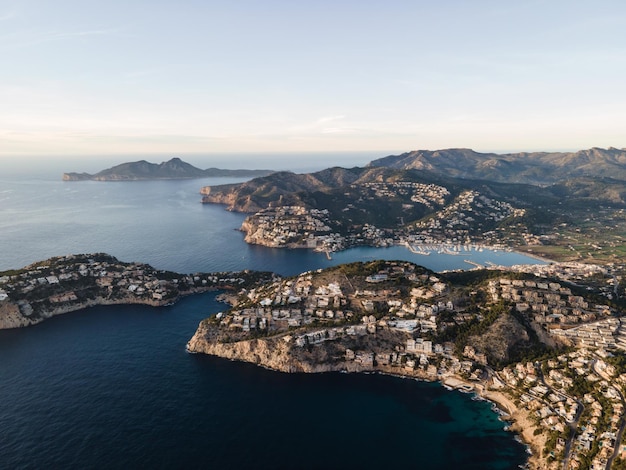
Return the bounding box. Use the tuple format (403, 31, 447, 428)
(187, 324, 343, 373)
(201, 185, 266, 212)
(0, 302, 34, 328)
(62, 172, 92, 181)
(467, 314, 529, 363)
(0, 293, 181, 330)
(187, 319, 416, 375)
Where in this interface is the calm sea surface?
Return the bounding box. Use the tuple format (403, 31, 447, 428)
(0, 174, 534, 469)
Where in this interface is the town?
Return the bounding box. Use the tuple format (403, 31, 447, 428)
(188, 259, 626, 470)
(0, 253, 274, 328)
(237, 181, 540, 254)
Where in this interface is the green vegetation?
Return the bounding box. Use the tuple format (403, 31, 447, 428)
(606, 352, 626, 375)
(613, 456, 626, 470)
(203, 152, 626, 263)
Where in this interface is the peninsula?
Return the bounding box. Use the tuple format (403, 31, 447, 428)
(200, 149, 626, 264)
(188, 259, 626, 470)
(0, 253, 274, 329)
(63, 157, 274, 181)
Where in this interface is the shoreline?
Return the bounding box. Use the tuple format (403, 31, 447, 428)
(513, 248, 557, 264)
(188, 333, 542, 470)
(268, 240, 558, 266)
(0, 288, 212, 330)
(440, 375, 543, 469)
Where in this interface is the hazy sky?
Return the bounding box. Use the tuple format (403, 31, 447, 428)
(2, 0, 625, 160)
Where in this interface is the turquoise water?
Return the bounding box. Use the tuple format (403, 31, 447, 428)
(0, 174, 533, 468)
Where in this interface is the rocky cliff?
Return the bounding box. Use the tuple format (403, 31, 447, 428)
(187, 322, 341, 373)
(187, 319, 418, 375)
(0, 302, 32, 328)
(0, 294, 170, 329)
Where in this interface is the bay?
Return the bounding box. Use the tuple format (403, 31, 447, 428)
(0, 176, 543, 275)
(0, 174, 534, 468)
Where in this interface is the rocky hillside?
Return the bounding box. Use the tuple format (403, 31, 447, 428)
(199, 154, 626, 262)
(186, 260, 563, 372)
(200, 166, 417, 212)
(368, 147, 626, 185)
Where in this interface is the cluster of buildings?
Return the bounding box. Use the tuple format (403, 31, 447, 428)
(219, 262, 456, 339)
(240, 183, 537, 253)
(416, 190, 525, 238)
(501, 262, 609, 282)
(488, 277, 613, 329)
(242, 204, 397, 253)
(358, 181, 450, 209)
(499, 349, 626, 468)
(550, 318, 621, 350)
(0, 254, 261, 321)
(214, 261, 502, 383)
(243, 206, 334, 248)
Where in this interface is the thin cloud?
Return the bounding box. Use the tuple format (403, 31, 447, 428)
(0, 28, 119, 50)
(321, 127, 356, 134)
(317, 115, 346, 124)
(55, 29, 117, 38)
(0, 11, 16, 21)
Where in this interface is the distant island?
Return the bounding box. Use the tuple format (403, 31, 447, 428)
(63, 157, 274, 181)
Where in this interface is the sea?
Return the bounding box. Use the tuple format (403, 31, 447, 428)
(0, 158, 535, 469)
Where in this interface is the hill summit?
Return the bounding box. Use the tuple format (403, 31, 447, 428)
(368, 147, 626, 185)
(63, 158, 273, 181)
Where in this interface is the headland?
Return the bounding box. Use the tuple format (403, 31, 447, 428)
(0, 253, 274, 329)
(187, 259, 626, 470)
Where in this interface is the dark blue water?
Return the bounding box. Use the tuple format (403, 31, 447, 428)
(0, 294, 526, 469)
(0, 174, 531, 468)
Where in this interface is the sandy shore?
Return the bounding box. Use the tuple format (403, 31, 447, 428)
(514, 248, 558, 264)
(442, 375, 552, 470)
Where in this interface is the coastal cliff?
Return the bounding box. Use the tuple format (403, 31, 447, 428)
(0, 302, 30, 328)
(187, 323, 332, 373)
(187, 319, 411, 374)
(186, 318, 552, 468)
(200, 185, 267, 213)
(0, 295, 167, 329)
(186, 260, 626, 470)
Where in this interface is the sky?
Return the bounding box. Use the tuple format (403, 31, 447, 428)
(1, 0, 626, 165)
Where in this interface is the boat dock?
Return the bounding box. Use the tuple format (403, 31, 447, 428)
(405, 242, 430, 255)
(464, 259, 483, 268)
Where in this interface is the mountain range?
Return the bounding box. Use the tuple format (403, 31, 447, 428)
(63, 158, 274, 181)
(199, 147, 626, 263)
(368, 147, 626, 185)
